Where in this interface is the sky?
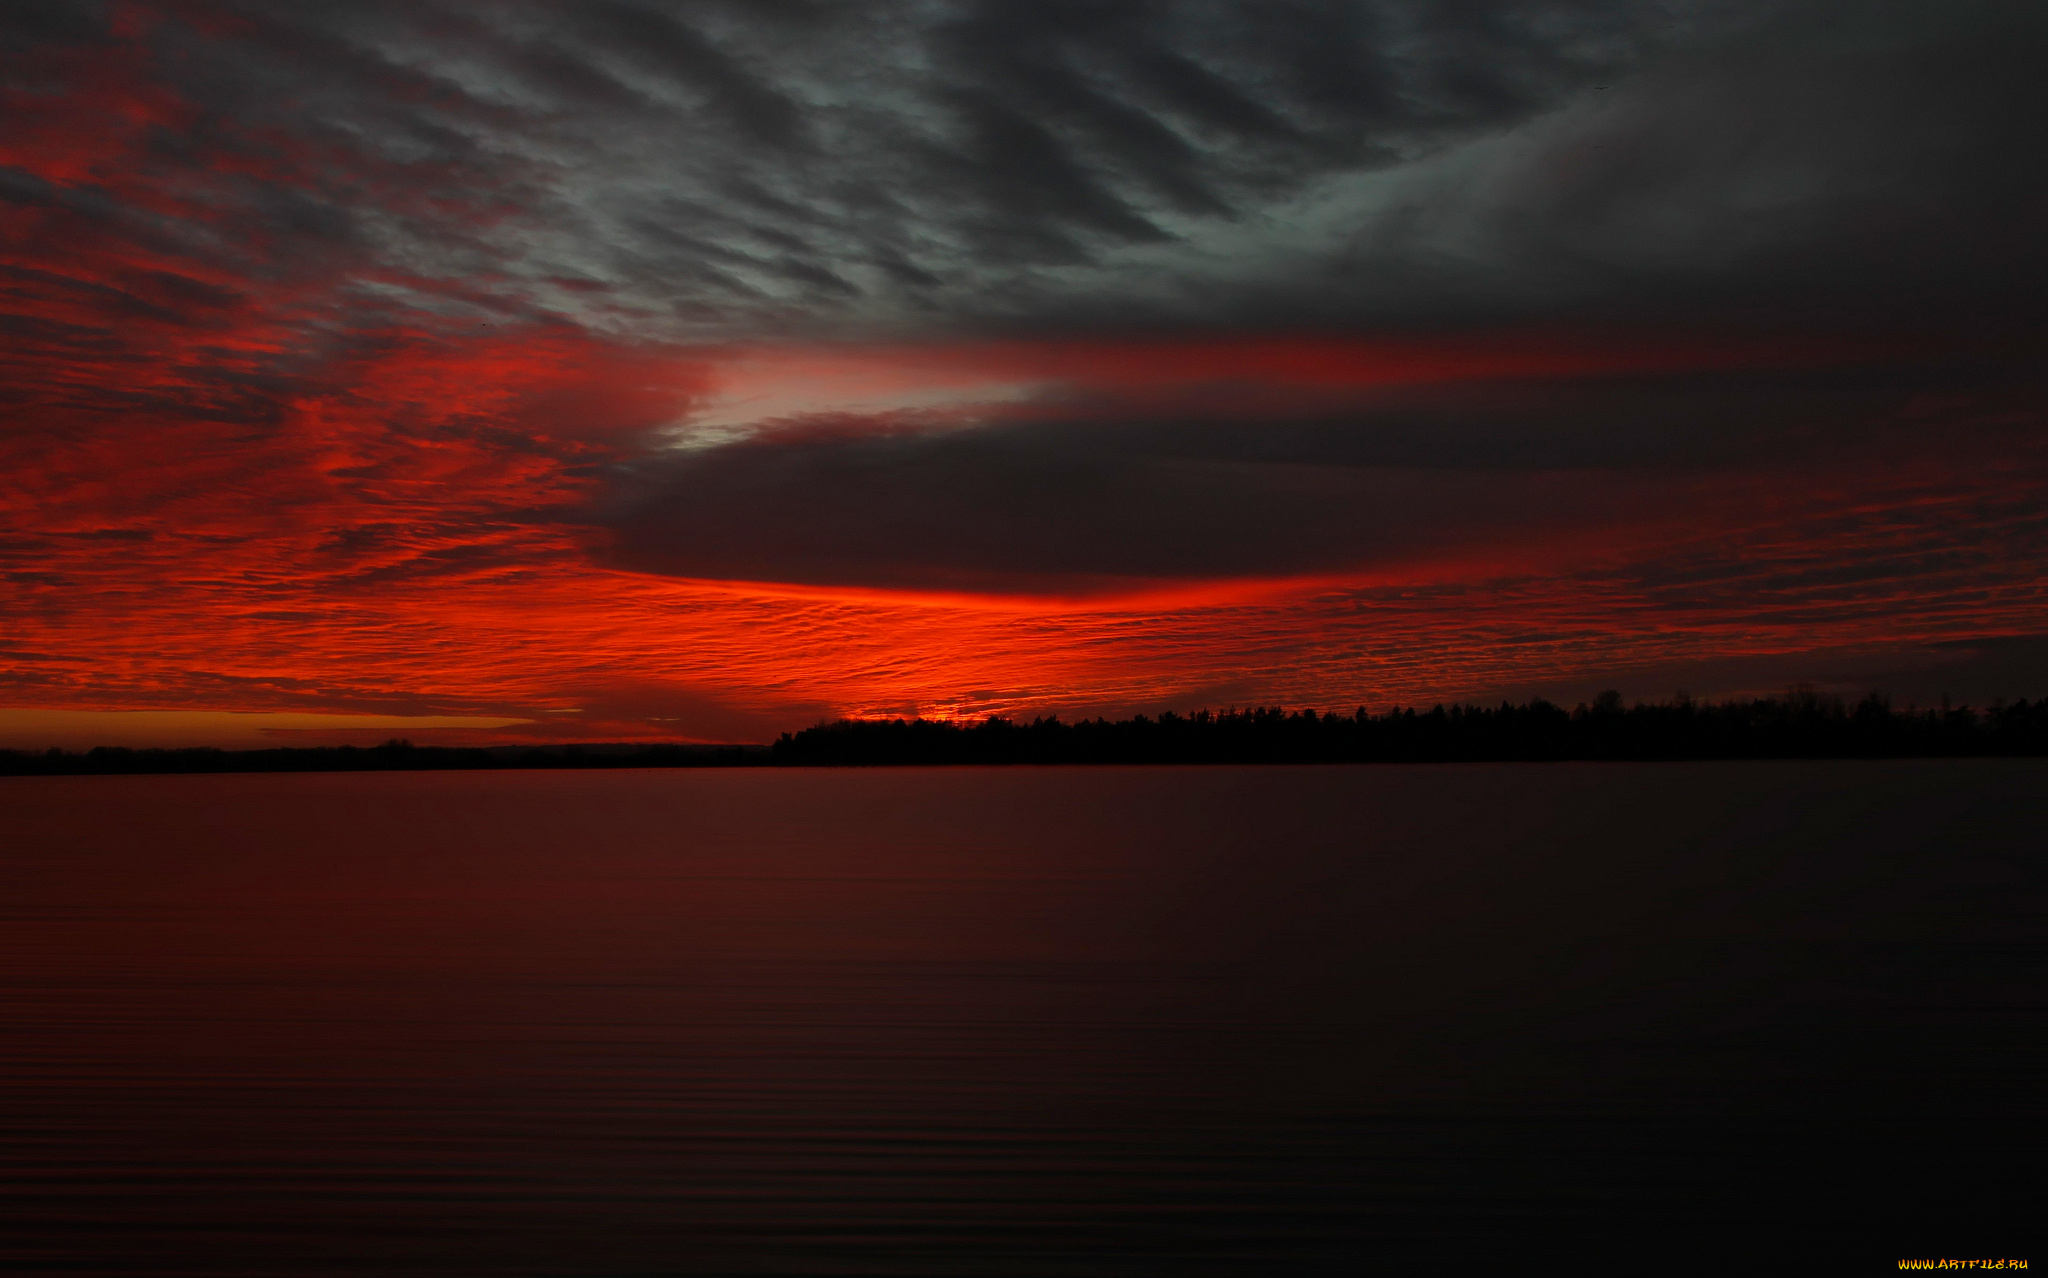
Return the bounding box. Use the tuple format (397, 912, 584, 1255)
(3, 0, 2045, 747)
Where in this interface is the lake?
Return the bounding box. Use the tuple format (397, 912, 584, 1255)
(2, 763, 2040, 1271)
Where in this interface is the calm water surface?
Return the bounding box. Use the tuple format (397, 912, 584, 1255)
(2, 763, 2041, 1272)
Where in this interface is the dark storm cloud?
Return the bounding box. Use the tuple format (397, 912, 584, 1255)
(601, 347, 2048, 591)
(603, 421, 1639, 590)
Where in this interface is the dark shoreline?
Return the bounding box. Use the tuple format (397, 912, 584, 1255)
(8, 691, 2047, 775)
(0, 741, 768, 777)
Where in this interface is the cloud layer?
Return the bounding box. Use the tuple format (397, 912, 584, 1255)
(2, 0, 2044, 741)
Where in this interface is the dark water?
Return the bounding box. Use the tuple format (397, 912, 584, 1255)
(2, 763, 2040, 1272)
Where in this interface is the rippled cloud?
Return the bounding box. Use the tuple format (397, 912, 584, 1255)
(2, 0, 2044, 741)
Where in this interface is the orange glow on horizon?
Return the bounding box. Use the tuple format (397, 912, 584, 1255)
(3, 298, 2042, 744)
(3, 32, 2041, 748)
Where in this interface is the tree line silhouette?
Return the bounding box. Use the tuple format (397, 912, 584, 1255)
(771, 690, 2048, 766)
(6, 690, 2046, 775)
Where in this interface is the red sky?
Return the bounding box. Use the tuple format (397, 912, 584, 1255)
(3, 2, 2045, 747)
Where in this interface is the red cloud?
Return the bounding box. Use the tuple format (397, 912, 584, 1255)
(3, 11, 2042, 742)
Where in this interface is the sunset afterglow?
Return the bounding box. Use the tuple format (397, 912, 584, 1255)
(4, 2, 2043, 746)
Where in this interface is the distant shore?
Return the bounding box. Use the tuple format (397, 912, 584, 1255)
(6, 691, 2046, 774)
(0, 741, 767, 777)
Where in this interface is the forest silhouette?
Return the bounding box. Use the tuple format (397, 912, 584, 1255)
(5, 689, 2047, 774)
(771, 689, 2048, 766)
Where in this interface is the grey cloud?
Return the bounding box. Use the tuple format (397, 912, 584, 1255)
(1246, 0, 2048, 331)
(568, 1, 813, 149)
(605, 421, 1643, 590)
(8, 0, 2042, 338)
(4, 0, 1707, 333)
(599, 347, 2046, 592)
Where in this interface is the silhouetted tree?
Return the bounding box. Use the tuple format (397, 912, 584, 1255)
(7, 694, 2047, 775)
